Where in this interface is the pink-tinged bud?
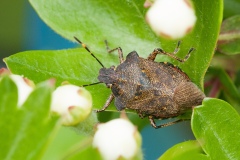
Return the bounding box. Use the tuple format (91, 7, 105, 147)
(51, 84, 92, 126)
(146, 0, 196, 39)
(144, 0, 154, 8)
(93, 118, 142, 160)
(0, 68, 11, 75)
(9, 75, 34, 107)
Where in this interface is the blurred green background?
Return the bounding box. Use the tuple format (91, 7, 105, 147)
(0, 1, 25, 67)
(0, 0, 75, 68)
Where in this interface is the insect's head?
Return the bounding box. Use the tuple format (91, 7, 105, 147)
(98, 66, 117, 87)
(74, 36, 112, 87)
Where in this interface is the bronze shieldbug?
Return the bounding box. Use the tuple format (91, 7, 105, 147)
(74, 37, 205, 129)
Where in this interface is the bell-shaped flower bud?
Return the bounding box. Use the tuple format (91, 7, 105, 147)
(93, 118, 142, 160)
(0, 69, 35, 107)
(146, 0, 196, 39)
(10, 75, 34, 107)
(51, 84, 92, 126)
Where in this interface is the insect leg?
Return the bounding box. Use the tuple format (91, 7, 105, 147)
(148, 116, 187, 129)
(173, 41, 181, 54)
(148, 41, 180, 61)
(96, 93, 115, 112)
(147, 42, 194, 63)
(104, 40, 124, 63)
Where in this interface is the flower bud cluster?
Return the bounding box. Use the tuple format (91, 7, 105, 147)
(0, 70, 93, 126)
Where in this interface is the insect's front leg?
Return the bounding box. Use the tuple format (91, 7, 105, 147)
(96, 93, 115, 112)
(104, 40, 124, 64)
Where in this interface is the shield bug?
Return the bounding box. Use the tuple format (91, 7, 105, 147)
(74, 37, 205, 129)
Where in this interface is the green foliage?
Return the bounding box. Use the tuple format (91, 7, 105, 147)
(159, 140, 209, 160)
(0, 76, 99, 159)
(223, 0, 240, 19)
(5, 0, 222, 112)
(218, 15, 240, 55)
(160, 98, 240, 159)
(4, 49, 112, 110)
(42, 127, 100, 160)
(0, 77, 58, 159)
(5, 0, 222, 90)
(192, 98, 240, 159)
(3, 0, 240, 159)
(208, 67, 240, 113)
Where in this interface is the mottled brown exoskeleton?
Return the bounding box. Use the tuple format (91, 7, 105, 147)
(74, 37, 205, 129)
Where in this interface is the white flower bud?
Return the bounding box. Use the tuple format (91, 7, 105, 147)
(93, 118, 142, 160)
(51, 84, 92, 126)
(146, 0, 197, 39)
(144, 0, 153, 8)
(9, 75, 34, 107)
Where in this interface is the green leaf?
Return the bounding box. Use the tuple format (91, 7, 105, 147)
(4, 48, 101, 85)
(217, 15, 240, 55)
(0, 76, 18, 119)
(42, 126, 95, 160)
(74, 111, 99, 136)
(61, 139, 102, 160)
(4, 48, 115, 110)
(192, 98, 240, 160)
(159, 140, 209, 160)
(0, 77, 59, 160)
(29, 0, 158, 57)
(5, 0, 223, 112)
(23, 0, 222, 89)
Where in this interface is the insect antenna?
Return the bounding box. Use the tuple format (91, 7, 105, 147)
(74, 36, 105, 68)
(81, 82, 103, 87)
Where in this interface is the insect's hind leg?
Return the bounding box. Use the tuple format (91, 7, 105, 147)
(104, 40, 124, 64)
(147, 41, 194, 62)
(148, 116, 188, 129)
